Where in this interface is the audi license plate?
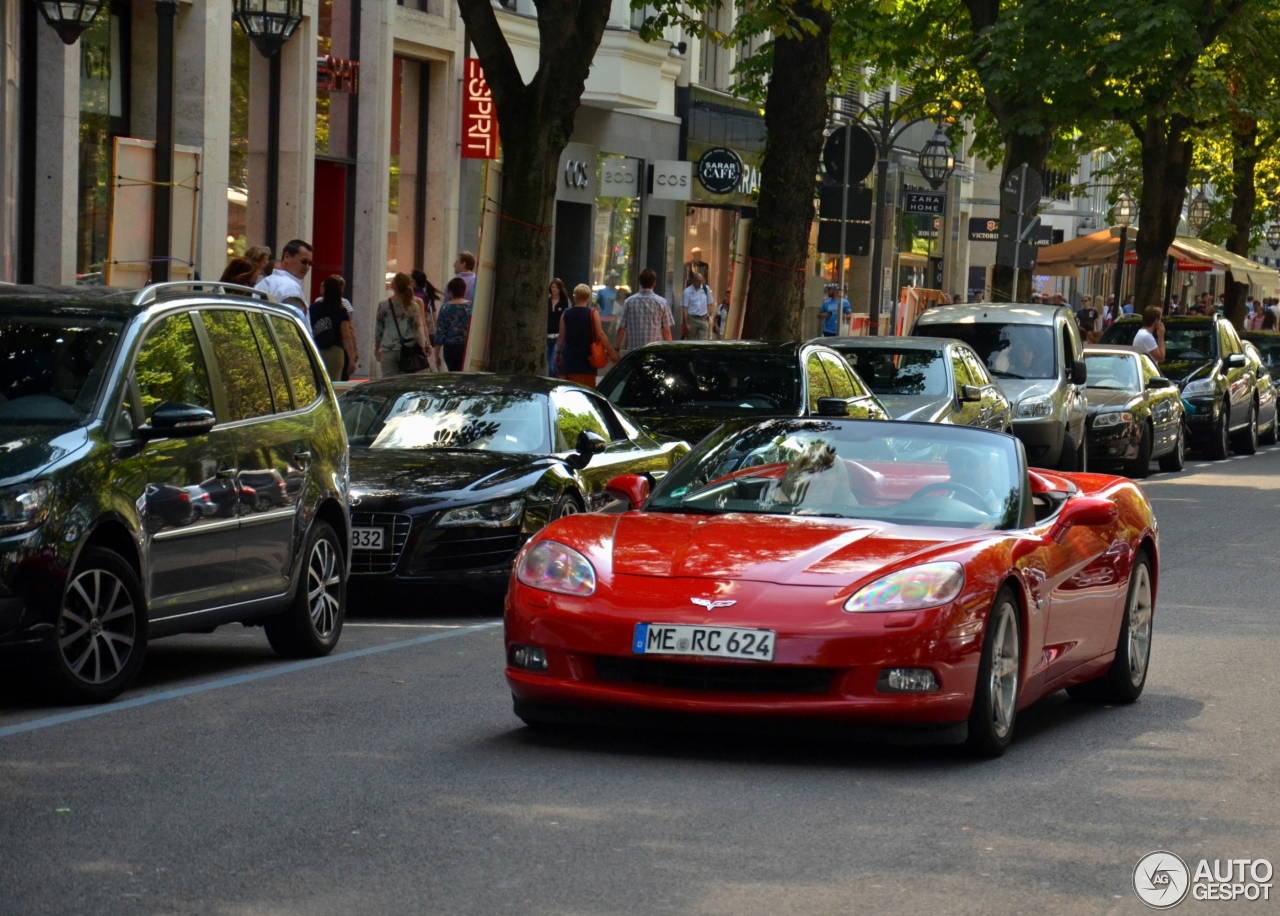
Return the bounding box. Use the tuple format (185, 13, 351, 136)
(632, 623, 775, 662)
(351, 527, 384, 550)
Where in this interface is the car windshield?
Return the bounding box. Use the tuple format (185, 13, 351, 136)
(1105, 322, 1218, 363)
(0, 315, 122, 425)
(339, 389, 550, 453)
(647, 419, 1024, 530)
(1084, 354, 1139, 391)
(599, 350, 801, 412)
(916, 323, 1056, 380)
(836, 346, 948, 396)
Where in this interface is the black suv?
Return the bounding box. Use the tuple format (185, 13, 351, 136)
(1102, 315, 1258, 458)
(0, 283, 350, 702)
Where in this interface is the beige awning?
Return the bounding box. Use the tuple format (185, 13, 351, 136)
(1169, 236, 1280, 288)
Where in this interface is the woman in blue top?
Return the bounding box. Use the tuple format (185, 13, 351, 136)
(436, 277, 473, 371)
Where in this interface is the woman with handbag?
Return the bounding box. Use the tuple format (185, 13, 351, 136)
(557, 283, 618, 388)
(436, 277, 474, 372)
(374, 272, 429, 377)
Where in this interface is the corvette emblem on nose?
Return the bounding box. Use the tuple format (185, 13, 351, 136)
(691, 597, 737, 610)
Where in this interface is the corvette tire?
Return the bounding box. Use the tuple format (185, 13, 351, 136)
(965, 587, 1021, 758)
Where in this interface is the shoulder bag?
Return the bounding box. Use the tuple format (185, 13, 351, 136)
(389, 299, 430, 373)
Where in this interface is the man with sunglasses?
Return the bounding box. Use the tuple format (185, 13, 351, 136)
(255, 239, 313, 317)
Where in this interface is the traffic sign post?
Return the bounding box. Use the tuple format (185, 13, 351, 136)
(995, 163, 1043, 299)
(821, 124, 877, 327)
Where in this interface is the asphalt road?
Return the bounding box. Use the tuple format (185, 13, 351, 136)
(3, 449, 1279, 915)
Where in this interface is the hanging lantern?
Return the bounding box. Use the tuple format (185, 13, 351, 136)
(1266, 222, 1280, 250)
(1187, 189, 1212, 235)
(33, 0, 108, 45)
(232, 0, 304, 58)
(918, 127, 956, 190)
(1111, 190, 1135, 228)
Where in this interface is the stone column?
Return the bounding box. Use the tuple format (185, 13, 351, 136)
(175, 0, 233, 281)
(32, 26, 78, 285)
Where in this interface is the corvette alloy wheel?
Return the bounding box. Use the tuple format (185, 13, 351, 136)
(1125, 561, 1153, 687)
(967, 589, 1021, 757)
(988, 601, 1020, 739)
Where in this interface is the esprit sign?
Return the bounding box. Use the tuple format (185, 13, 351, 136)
(462, 58, 498, 160)
(317, 55, 360, 94)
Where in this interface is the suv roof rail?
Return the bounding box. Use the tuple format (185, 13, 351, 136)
(132, 281, 277, 307)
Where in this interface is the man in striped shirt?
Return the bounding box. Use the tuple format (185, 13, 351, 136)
(615, 268, 674, 352)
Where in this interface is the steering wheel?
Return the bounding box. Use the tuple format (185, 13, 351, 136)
(908, 481, 991, 512)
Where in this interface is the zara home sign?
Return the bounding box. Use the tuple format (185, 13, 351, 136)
(462, 58, 498, 159)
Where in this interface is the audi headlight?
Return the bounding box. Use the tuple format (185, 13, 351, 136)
(844, 562, 965, 613)
(0, 480, 53, 536)
(1017, 396, 1054, 419)
(1181, 378, 1215, 398)
(435, 498, 525, 528)
(516, 540, 596, 596)
(1093, 410, 1134, 428)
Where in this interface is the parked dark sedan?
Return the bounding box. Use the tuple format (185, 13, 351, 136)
(1083, 346, 1186, 477)
(597, 341, 889, 445)
(815, 336, 1013, 431)
(1101, 315, 1258, 458)
(338, 375, 688, 598)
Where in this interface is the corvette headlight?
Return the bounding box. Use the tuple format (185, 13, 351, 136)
(517, 540, 596, 596)
(1092, 410, 1134, 428)
(1016, 396, 1054, 419)
(844, 562, 965, 613)
(0, 481, 53, 536)
(1181, 378, 1215, 398)
(435, 498, 524, 528)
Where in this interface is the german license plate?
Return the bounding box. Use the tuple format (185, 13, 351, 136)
(351, 527, 384, 550)
(632, 623, 775, 662)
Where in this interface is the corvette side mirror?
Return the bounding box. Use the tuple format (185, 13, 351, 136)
(1050, 496, 1116, 541)
(605, 473, 650, 510)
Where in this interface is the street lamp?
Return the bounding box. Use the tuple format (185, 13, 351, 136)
(232, 0, 305, 255)
(1187, 188, 1211, 236)
(1267, 222, 1280, 250)
(918, 126, 956, 190)
(1111, 191, 1134, 319)
(32, 0, 107, 44)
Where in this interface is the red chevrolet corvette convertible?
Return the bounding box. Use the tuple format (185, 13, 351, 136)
(504, 418, 1158, 755)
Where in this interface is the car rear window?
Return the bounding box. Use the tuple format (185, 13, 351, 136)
(837, 346, 948, 396)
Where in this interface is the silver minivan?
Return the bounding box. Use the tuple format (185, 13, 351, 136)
(912, 303, 1088, 470)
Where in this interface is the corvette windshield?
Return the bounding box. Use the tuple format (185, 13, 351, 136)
(340, 389, 550, 453)
(599, 350, 801, 412)
(647, 419, 1024, 529)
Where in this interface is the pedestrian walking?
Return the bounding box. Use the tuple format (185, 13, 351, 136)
(453, 251, 477, 304)
(615, 268, 674, 352)
(311, 276, 358, 382)
(557, 283, 618, 388)
(714, 291, 730, 339)
(437, 277, 473, 372)
(254, 239, 312, 316)
(219, 257, 257, 287)
(374, 272, 429, 378)
(244, 245, 272, 281)
(1264, 309, 1277, 331)
(681, 272, 712, 340)
(819, 283, 851, 337)
(596, 272, 620, 337)
(1075, 295, 1099, 335)
(411, 269, 442, 372)
(546, 279, 570, 376)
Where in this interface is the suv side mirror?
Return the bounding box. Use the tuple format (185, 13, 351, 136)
(815, 397, 849, 417)
(1146, 376, 1174, 389)
(960, 384, 983, 403)
(565, 429, 607, 470)
(605, 473, 650, 510)
(1226, 353, 1247, 369)
(139, 402, 215, 440)
(1071, 360, 1088, 385)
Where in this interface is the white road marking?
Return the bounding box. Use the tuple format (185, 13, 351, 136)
(346, 623, 474, 629)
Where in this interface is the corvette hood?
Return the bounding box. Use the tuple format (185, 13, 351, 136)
(609, 511, 981, 586)
(877, 394, 954, 423)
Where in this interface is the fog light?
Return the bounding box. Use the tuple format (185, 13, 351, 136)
(510, 644, 547, 671)
(877, 668, 939, 693)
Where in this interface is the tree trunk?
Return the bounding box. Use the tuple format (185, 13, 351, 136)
(1131, 111, 1194, 313)
(741, 0, 832, 341)
(989, 130, 1051, 303)
(1223, 117, 1258, 330)
(456, 0, 611, 373)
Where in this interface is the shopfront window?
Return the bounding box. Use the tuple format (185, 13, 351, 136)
(683, 206, 738, 301)
(227, 21, 250, 258)
(592, 154, 640, 296)
(76, 3, 128, 284)
(388, 57, 429, 281)
(316, 0, 355, 160)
